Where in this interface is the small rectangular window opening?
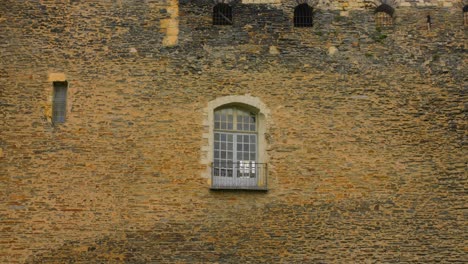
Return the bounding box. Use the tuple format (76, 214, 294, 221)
(52, 81, 68, 124)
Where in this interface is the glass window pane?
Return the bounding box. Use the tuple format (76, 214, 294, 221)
(250, 135, 256, 143)
(244, 144, 249, 151)
(243, 124, 249, 131)
(228, 152, 233, 159)
(215, 122, 220, 129)
(237, 144, 242, 151)
(221, 134, 226, 141)
(221, 151, 226, 159)
(227, 134, 233, 141)
(250, 124, 256, 131)
(215, 133, 220, 140)
(250, 153, 256, 160)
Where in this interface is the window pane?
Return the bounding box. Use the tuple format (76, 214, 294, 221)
(237, 144, 242, 151)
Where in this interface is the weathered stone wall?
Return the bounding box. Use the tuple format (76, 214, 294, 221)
(0, 0, 466, 263)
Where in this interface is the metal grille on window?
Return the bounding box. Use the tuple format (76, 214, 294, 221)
(375, 4, 394, 28)
(213, 3, 232, 25)
(294, 4, 313, 27)
(52, 81, 67, 124)
(375, 12, 392, 27)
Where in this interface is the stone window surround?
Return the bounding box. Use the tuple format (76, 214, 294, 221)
(46, 73, 71, 125)
(201, 95, 270, 182)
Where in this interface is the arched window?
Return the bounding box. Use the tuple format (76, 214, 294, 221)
(212, 106, 266, 189)
(294, 4, 313, 27)
(375, 4, 394, 28)
(213, 3, 232, 25)
(463, 5, 468, 26)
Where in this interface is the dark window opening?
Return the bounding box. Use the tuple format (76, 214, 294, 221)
(52, 81, 68, 124)
(375, 4, 394, 27)
(294, 4, 313, 27)
(213, 4, 232, 25)
(464, 5, 468, 26)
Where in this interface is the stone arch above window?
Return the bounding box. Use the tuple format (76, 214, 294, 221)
(294, 3, 313, 27)
(201, 95, 270, 190)
(213, 3, 232, 25)
(375, 4, 394, 27)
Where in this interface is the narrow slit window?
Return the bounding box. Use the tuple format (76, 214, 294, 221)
(464, 5, 468, 26)
(375, 4, 394, 28)
(213, 3, 232, 26)
(294, 4, 313, 27)
(52, 81, 68, 124)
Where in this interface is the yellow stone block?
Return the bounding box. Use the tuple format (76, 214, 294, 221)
(47, 73, 66, 82)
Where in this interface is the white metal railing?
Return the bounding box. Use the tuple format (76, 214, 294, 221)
(211, 162, 267, 190)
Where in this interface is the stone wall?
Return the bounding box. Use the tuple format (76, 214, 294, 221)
(0, 0, 466, 262)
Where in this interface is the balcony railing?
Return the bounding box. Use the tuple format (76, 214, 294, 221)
(211, 162, 268, 190)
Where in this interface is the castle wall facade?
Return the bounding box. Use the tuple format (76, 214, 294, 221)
(0, 0, 466, 262)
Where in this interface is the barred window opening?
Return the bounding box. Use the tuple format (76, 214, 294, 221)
(213, 3, 232, 26)
(294, 4, 313, 27)
(375, 4, 394, 28)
